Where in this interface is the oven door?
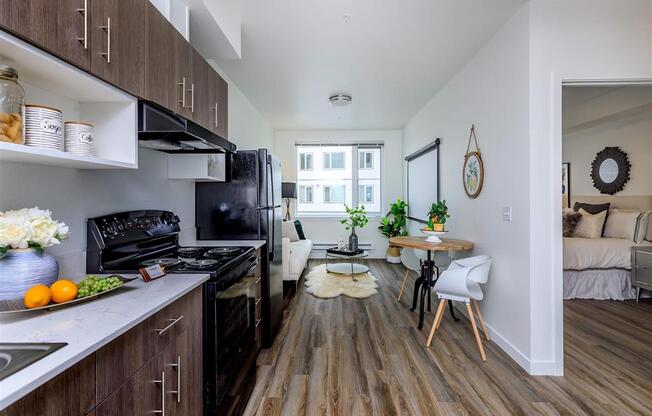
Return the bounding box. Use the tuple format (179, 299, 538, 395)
(205, 257, 258, 413)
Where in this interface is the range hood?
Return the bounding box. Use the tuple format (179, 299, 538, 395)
(138, 100, 236, 153)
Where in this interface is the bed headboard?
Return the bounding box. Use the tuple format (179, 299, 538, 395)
(569, 195, 652, 211)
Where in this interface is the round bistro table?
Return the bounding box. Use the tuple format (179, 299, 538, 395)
(325, 251, 369, 281)
(389, 236, 473, 329)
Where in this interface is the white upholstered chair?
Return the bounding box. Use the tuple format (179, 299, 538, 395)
(397, 248, 421, 301)
(427, 255, 492, 361)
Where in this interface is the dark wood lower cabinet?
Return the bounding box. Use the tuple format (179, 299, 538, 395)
(0, 287, 203, 416)
(0, 355, 95, 416)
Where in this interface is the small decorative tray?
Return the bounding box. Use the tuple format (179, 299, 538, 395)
(326, 247, 364, 256)
(0, 274, 137, 315)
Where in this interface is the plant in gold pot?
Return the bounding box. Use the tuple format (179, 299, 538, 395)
(378, 199, 408, 263)
(427, 200, 449, 232)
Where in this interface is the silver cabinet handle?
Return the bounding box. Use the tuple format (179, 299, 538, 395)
(178, 77, 186, 107)
(76, 0, 88, 49)
(100, 17, 111, 63)
(255, 276, 262, 284)
(213, 102, 218, 127)
(153, 371, 165, 415)
(255, 318, 262, 328)
(187, 83, 195, 112)
(156, 315, 183, 335)
(255, 297, 261, 305)
(169, 355, 181, 403)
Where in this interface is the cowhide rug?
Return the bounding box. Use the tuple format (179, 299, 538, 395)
(304, 264, 379, 299)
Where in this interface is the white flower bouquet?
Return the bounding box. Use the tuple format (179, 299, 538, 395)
(0, 207, 69, 255)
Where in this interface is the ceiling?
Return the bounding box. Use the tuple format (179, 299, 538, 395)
(214, 0, 525, 130)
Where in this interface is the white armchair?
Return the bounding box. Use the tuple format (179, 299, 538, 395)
(427, 255, 492, 361)
(282, 237, 313, 286)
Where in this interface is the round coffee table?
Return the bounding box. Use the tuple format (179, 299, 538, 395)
(325, 251, 369, 281)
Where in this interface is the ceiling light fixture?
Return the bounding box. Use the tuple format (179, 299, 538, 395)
(329, 94, 352, 106)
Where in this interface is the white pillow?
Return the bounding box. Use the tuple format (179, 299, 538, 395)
(282, 220, 300, 242)
(636, 210, 650, 243)
(603, 209, 641, 241)
(574, 208, 607, 239)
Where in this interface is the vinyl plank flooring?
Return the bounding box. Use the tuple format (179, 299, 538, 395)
(245, 260, 652, 416)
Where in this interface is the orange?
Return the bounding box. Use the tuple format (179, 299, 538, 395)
(50, 279, 78, 303)
(24, 284, 52, 309)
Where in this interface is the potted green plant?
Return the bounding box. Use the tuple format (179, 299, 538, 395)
(427, 200, 450, 232)
(378, 199, 408, 263)
(340, 204, 368, 251)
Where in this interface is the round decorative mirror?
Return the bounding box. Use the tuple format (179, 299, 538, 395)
(591, 147, 630, 194)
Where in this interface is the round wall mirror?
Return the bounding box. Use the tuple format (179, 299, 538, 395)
(591, 147, 630, 194)
(598, 158, 618, 183)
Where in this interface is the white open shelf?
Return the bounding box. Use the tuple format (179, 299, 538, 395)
(168, 154, 226, 182)
(0, 30, 138, 169)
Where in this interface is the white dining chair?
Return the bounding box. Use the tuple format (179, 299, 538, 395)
(426, 255, 492, 361)
(397, 248, 421, 301)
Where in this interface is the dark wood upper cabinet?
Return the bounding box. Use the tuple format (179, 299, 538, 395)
(190, 48, 210, 128)
(171, 28, 192, 118)
(89, 0, 146, 97)
(207, 67, 228, 138)
(144, 2, 174, 109)
(0, 0, 91, 70)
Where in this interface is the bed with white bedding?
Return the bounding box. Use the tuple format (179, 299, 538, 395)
(563, 238, 652, 300)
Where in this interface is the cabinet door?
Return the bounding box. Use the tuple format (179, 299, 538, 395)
(172, 29, 192, 118)
(164, 330, 202, 416)
(190, 48, 210, 128)
(144, 2, 174, 109)
(0, 354, 95, 416)
(208, 70, 228, 138)
(0, 0, 91, 70)
(96, 353, 166, 416)
(89, 0, 145, 97)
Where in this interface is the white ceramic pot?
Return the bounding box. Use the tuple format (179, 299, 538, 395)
(0, 248, 58, 300)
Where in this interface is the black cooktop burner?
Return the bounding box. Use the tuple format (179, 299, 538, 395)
(141, 258, 184, 268)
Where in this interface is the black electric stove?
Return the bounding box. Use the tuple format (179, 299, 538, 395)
(86, 210, 258, 416)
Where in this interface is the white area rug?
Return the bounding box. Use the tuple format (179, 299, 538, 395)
(304, 264, 379, 299)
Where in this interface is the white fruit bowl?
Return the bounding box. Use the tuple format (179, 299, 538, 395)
(421, 228, 448, 243)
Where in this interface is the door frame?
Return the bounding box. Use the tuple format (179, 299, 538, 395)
(552, 76, 652, 373)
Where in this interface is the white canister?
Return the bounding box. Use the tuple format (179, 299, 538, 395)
(24, 104, 64, 151)
(64, 121, 94, 156)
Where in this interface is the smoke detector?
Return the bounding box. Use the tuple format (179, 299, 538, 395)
(329, 94, 352, 107)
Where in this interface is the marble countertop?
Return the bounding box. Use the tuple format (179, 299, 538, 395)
(0, 273, 210, 410)
(181, 239, 267, 250)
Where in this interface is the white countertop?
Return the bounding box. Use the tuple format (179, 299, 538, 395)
(181, 239, 267, 250)
(0, 273, 210, 410)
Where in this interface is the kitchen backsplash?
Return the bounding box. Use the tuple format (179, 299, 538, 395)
(0, 148, 196, 277)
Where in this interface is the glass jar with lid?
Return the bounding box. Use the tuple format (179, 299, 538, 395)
(0, 64, 25, 144)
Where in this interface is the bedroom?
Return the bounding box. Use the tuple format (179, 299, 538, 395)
(562, 85, 652, 301)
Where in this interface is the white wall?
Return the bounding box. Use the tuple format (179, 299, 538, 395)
(563, 87, 652, 197)
(0, 149, 196, 277)
(403, 5, 532, 370)
(208, 60, 274, 151)
(274, 130, 403, 258)
(529, 0, 652, 375)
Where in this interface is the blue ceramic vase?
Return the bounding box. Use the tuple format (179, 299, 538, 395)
(0, 249, 58, 301)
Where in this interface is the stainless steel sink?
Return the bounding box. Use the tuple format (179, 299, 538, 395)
(0, 343, 67, 381)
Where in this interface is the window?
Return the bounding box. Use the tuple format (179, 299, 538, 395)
(324, 185, 345, 203)
(296, 144, 382, 215)
(359, 151, 374, 169)
(323, 152, 345, 169)
(299, 152, 313, 170)
(299, 185, 313, 203)
(359, 185, 374, 203)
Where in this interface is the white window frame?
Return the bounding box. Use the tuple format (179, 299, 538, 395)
(359, 151, 374, 169)
(323, 151, 345, 170)
(323, 184, 346, 204)
(359, 184, 374, 203)
(299, 152, 313, 171)
(299, 185, 313, 203)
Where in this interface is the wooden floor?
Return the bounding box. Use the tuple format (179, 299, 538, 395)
(244, 260, 652, 416)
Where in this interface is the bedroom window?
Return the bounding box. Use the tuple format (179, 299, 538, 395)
(295, 144, 383, 215)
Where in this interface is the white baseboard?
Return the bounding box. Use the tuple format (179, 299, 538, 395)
(451, 303, 562, 376)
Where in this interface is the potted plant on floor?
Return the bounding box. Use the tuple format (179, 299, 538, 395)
(340, 204, 368, 251)
(378, 199, 408, 263)
(427, 200, 450, 232)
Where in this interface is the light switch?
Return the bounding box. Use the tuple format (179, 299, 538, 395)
(502, 206, 512, 222)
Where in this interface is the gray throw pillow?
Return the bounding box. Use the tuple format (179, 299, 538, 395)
(563, 211, 582, 237)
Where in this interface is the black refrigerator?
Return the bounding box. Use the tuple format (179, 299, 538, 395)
(195, 149, 283, 348)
